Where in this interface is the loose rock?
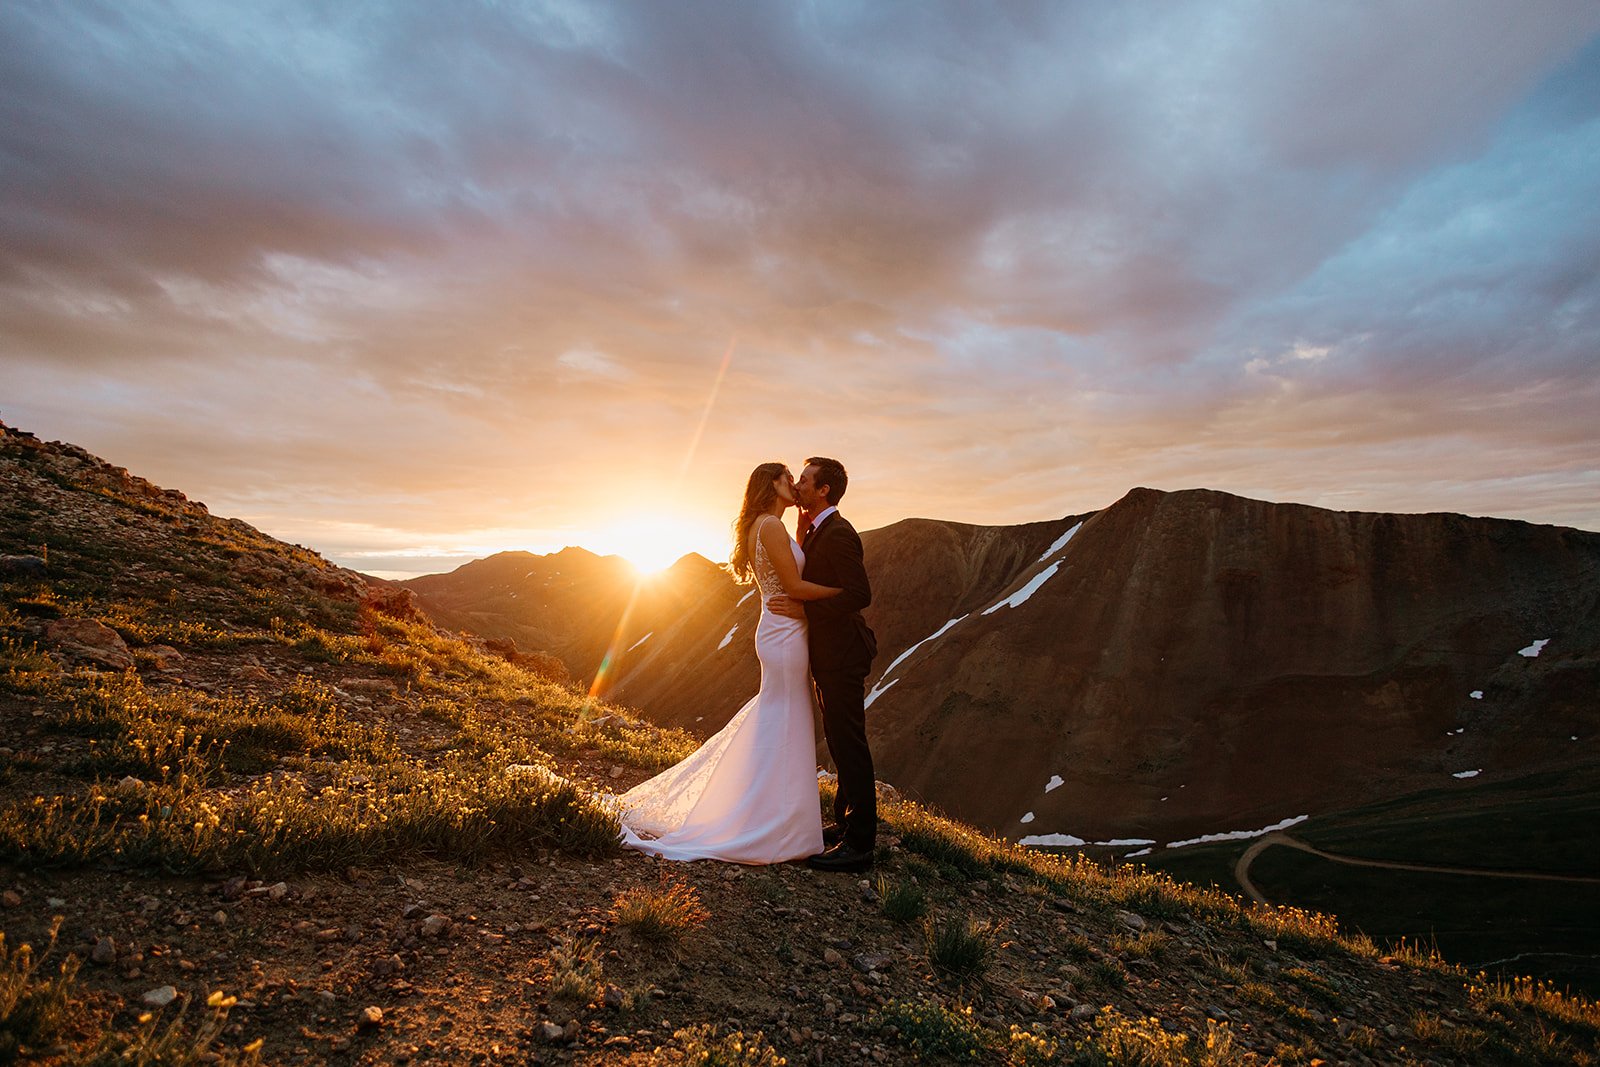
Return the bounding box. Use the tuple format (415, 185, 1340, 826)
(337, 677, 398, 699)
(142, 985, 179, 1008)
(358, 1005, 384, 1030)
(91, 937, 116, 966)
(851, 951, 891, 974)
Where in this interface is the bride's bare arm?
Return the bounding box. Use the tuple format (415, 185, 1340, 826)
(757, 517, 840, 601)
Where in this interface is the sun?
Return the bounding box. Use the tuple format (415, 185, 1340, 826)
(617, 541, 691, 576)
(584, 515, 725, 576)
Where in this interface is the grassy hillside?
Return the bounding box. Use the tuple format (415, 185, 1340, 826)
(2, 421, 1598, 1065)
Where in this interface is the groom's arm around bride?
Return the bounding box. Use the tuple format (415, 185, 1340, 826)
(773, 457, 879, 870)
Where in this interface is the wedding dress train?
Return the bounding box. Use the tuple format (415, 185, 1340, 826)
(614, 525, 824, 863)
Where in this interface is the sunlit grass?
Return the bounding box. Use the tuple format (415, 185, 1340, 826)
(0, 917, 261, 1064)
(611, 880, 710, 949)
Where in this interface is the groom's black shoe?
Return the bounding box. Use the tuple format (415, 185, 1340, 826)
(805, 842, 874, 873)
(822, 823, 847, 847)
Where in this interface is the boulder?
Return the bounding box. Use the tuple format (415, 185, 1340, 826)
(140, 645, 184, 672)
(484, 638, 571, 685)
(44, 617, 133, 671)
(337, 677, 399, 699)
(363, 585, 423, 620)
(0, 555, 46, 579)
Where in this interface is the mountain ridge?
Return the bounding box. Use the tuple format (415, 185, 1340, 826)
(401, 484, 1598, 839)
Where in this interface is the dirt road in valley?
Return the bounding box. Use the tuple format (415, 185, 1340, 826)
(1231, 833, 1600, 906)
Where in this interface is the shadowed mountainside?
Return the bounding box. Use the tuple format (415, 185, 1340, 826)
(862, 487, 1600, 843)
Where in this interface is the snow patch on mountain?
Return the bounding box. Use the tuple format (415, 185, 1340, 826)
(1037, 521, 1084, 562)
(1166, 815, 1308, 849)
(1019, 832, 1088, 847)
(882, 615, 967, 678)
(864, 677, 898, 709)
(982, 561, 1061, 615)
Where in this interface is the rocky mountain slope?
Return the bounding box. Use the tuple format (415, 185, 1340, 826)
(404, 491, 1600, 848)
(5, 417, 1599, 1064)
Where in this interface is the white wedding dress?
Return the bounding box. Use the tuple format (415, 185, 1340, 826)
(614, 520, 825, 863)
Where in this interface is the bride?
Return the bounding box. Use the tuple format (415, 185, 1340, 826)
(613, 462, 842, 863)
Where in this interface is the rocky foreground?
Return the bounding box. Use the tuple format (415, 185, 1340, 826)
(2, 419, 1597, 1066)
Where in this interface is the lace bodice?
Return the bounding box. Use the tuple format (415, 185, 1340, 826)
(752, 518, 800, 600)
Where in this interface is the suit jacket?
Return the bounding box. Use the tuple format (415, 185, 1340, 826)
(801, 511, 877, 674)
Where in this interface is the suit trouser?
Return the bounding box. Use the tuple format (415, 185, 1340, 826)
(815, 666, 875, 850)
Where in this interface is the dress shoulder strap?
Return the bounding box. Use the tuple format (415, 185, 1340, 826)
(750, 515, 776, 563)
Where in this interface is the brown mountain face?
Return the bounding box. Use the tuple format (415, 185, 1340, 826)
(410, 490, 1600, 849)
(859, 488, 1600, 844)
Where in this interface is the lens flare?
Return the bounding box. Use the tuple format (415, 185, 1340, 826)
(587, 336, 736, 706)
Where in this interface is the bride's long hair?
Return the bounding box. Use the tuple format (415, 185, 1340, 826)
(726, 462, 788, 584)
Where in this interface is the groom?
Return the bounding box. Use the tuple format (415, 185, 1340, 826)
(769, 456, 879, 873)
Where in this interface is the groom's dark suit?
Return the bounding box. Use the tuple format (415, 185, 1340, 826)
(801, 511, 878, 851)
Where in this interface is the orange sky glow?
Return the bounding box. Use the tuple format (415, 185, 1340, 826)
(3, 4, 1598, 578)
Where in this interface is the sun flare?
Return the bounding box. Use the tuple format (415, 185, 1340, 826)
(584, 515, 726, 576)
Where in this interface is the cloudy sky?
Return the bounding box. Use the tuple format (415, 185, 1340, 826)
(4, 1, 1598, 576)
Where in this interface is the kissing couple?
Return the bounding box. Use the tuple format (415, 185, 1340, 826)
(614, 457, 879, 873)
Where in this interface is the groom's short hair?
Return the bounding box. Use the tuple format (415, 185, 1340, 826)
(805, 456, 848, 505)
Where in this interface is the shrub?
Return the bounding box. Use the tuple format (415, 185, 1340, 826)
(873, 998, 987, 1059)
(1006, 1024, 1060, 1066)
(654, 1023, 785, 1066)
(1086, 959, 1127, 991)
(1481, 975, 1600, 1032)
(0, 918, 78, 1061)
(1, 921, 259, 1065)
(925, 915, 994, 984)
(877, 876, 927, 923)
(1410, 1010, 1490, 1056)
(611, 880, 709, 949)
(1110, 930, 1169, 961)
(89, 991, 263, 1066)
(547, 938, 602, 1002)
(1062, 932, 1097, 962)
(1069, 1009, 1191, 1066)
